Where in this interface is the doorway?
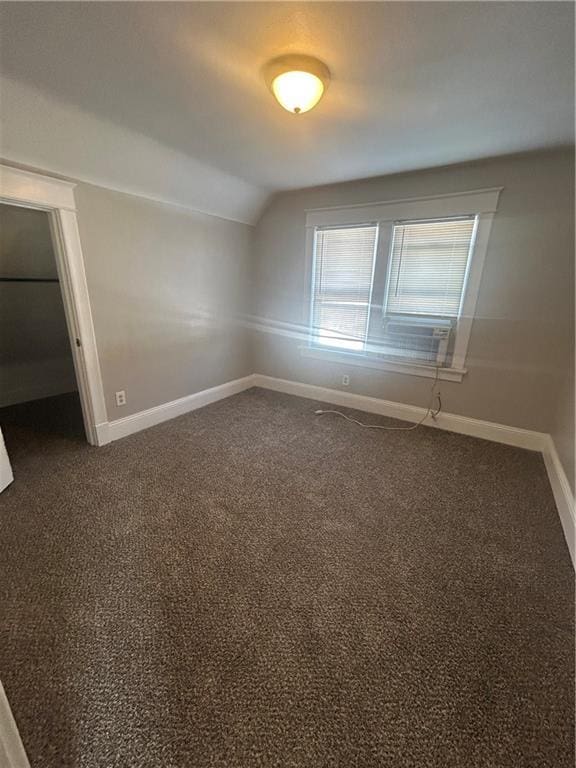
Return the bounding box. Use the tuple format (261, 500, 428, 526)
(0, 164, 107, 452)
(0, 203, 85, 456)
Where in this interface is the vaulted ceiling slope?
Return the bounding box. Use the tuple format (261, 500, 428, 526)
(1, 2, 574, 224)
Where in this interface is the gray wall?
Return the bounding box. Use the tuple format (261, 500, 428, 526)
(0, 204, 77, 406)
(5, 151, 570, 489)
(252, 149, 574, 486)
(75, 183, 254, 420)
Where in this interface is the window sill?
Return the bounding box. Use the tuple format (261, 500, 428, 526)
(299, 345, 467, 382)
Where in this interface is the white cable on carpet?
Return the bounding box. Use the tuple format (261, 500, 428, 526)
(314, 367, 442, 431)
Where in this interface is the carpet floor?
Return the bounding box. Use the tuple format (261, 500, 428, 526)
(0, 388, 573, 768)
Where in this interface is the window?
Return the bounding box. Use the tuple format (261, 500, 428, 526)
(379, 217, 478, 366)
(311, 225, 378, 351)
(384, 217, 477, 317)
(306, 188, 500, 380)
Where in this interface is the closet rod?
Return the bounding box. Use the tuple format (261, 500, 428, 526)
(0, 277, 59, 283)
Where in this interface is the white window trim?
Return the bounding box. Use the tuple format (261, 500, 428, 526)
(450, 211, 494, 371)
(303, 188, 501, 380)
(305, 187, 502, 227)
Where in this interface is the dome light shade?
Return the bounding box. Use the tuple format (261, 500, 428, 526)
(272, 70, 324, 114)
(265, 55, 330, 114)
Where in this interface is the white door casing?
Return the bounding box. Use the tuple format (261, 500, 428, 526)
(0, 428, 13, 493)
(0, 680, 31, 768)
(0, 164, 108, 446)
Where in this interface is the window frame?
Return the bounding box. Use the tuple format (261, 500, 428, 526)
(381, 214, 478, 320)
(303, 188, 501, 382)
(309, 222, 379, 352)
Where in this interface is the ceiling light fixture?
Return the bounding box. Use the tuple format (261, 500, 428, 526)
(265, 55, 330, 115)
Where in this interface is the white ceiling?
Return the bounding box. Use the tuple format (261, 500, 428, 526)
(1, 2, 574, 194)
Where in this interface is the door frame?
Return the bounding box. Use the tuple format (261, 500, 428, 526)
(0, 164, 108, 446)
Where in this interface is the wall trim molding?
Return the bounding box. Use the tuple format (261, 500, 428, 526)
(0, 681, 31, 768)
(102, 375, 257, 444)
(252, 374, 547, 450)
(100, 371, 548, 451)
(542, 436, 575, 566)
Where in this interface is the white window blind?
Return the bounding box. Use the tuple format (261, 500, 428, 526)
(312, 225, 378, 350)
(385, 217, 477, 317)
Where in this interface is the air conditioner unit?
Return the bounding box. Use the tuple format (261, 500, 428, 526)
(381, 316, 452, 366)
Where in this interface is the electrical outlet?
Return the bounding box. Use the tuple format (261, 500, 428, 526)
(115, 390, 127, 407)
(341, 375, 350, 387)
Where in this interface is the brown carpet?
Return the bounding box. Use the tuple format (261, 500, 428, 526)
(0, 388, 573, 768)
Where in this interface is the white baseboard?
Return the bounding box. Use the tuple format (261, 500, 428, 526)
(94, 370, 573, 567)
(254, 374, 573, 565)
(252, 374, 548, 451)
(103, 374, 256, 443)
(98, 372, 548, 450)
(542, 436, 575, 567)
(94, 422, 110, 446)
(0, 681, 30, 768)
